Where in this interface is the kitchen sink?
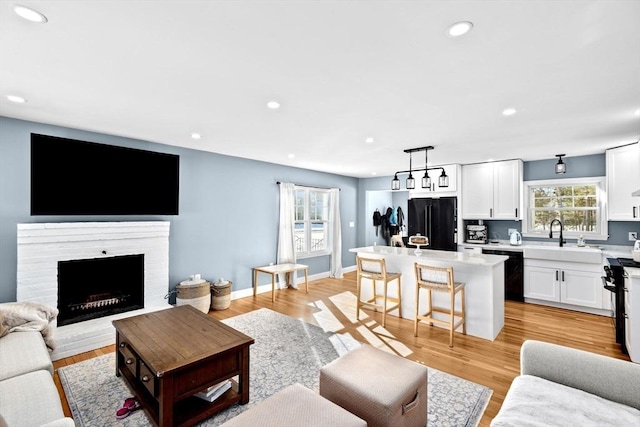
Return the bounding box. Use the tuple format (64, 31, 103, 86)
(523, 246, 602, 264)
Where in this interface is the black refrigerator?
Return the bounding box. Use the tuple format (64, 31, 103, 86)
(406, 197, 457, 251)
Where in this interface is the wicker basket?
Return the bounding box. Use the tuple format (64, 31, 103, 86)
(211, 280, 232, 311)
(176, 281, 211, 313)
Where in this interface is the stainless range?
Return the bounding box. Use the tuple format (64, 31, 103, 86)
(604, 257, 640, 355)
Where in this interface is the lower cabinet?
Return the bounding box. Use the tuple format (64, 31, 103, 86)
(524, 259, 602, 309)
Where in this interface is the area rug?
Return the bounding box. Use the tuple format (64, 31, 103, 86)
(59, 308, 492, 427)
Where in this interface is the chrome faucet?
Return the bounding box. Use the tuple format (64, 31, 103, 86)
(549, 219, 565, 247)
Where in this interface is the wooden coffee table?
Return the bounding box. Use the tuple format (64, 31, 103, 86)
(113, 305, 254, 426)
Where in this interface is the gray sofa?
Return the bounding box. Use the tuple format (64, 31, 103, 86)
(492, 340, 640, 426)
(0, 324, 75, 426)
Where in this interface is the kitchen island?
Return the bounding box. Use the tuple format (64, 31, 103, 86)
(349, 246, 508, 341)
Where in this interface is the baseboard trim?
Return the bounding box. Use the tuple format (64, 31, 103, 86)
(231, 265, 356, 300)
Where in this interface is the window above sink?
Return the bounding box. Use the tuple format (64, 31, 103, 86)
(522, 177, 608, 241)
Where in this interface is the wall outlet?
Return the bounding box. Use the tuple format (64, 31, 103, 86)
(630, 232, 639, 241)
(508, 228, 516, 236)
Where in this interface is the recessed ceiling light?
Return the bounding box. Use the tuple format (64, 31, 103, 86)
(365, 137, 375, 144)
(191, 133, 201, 140)
(502, 108, 517, 116)
(6, 95, 27, 103)
(287, 153, 295, 159)
(13, 5, 48, 23)
(267, 101, 281, 110)
(371, 172, 377, 176)
(447, 21, 473, 37)
(634, 108, 640, 117)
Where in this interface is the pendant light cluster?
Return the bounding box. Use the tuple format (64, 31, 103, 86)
(391, 146, 449, 191)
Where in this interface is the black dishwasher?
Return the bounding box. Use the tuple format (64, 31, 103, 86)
(482, 249, 524, 302)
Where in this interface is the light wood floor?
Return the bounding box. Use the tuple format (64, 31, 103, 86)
(53, 272, 628, 426)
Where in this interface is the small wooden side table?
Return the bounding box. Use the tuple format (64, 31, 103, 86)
(253, 263, 309, 302)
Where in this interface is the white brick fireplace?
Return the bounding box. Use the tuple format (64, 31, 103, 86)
(17, 221, 171, 360)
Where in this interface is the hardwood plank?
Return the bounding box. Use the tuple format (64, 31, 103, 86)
(53, 272, 628, 426)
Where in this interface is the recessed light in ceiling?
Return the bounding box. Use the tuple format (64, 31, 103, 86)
(287, 153, 295, 159)
(191, 133, 201, 140)
(502, 108, 517, 116)
(447, 21, 473, 37)
(371, 172, 377, 176)
(267, 101, 281, 110)
(365, 137, 375, 144)
(13, 5, 48, 23)
(634, 108, 640, 117)
(6, 95, 27, 103)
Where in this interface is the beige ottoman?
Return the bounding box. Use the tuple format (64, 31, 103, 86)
(219, 383, 366, 427)
(320, 344, 428, 427)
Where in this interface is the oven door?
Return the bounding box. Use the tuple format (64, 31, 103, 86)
(603, 265, 616, 292)
(604, 261, 627, 353)
(603, 266, 617, 313)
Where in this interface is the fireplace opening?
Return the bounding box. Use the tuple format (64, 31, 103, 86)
(57, 254, 144, 326)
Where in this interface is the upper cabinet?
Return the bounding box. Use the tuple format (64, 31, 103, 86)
(408, 164, 459, 196)
(462, 159, 523, 220)
(606, 143, 640, 221)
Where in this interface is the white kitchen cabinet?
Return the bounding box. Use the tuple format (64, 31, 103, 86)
(561, 269, 603, 308)
(462, 160, 522, 220)
(524, 265, 560, 301)
(524, 259, 602, 309)
(606, 143, 640, 221)
(624, 268, 640, 363)
(409, 164, 459, 195)
(457, 244, 483, 254)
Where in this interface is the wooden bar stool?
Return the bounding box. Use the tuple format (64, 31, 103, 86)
(413, 263, 466, 347)
(356, 256, 402, 327)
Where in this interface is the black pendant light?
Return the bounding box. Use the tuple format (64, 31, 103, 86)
(439, 169, 449, 187)
(555, 154, 566, 174)
(391, 173, 400, 190)
(422, 148, 431, 189)
(406, 151, 415, 189)
(391, 146, 450, 190)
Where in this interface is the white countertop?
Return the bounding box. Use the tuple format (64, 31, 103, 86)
(350, 246, 508, 267)
(459, 241, 636, 259)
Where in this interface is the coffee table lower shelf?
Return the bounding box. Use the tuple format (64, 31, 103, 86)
(118, 366, 241, 427)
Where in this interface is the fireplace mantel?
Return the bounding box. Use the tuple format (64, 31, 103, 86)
(16, 221, 171, 360)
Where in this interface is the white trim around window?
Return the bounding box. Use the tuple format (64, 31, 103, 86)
(294, 186, 332, 258)
(522, 176, 608, 241)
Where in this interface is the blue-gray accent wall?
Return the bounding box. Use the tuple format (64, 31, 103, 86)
(2, 117, 637, 302)
(523, 154, 606, 180)
(0, 116, 358, 302)
(361, 155, 639, 248)
(488, 154, 638, 245)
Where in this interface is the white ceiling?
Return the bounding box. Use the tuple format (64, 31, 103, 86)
(1, 0, 639, 178)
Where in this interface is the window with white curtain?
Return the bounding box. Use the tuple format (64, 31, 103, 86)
(522, 177, 608, 240)
(294, 186, 331, 257)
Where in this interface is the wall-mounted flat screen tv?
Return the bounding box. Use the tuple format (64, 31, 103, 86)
(31, 133, 179, 215)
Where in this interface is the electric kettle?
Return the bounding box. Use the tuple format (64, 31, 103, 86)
(510, 231, 522, 246)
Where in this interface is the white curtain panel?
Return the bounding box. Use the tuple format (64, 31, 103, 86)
(329, 188, 343, 278)
(277, 182, 297, 288)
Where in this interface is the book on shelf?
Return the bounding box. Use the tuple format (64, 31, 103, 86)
(194, 380, 232, 402)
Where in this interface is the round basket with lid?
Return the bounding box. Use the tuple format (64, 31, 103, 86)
(211, 278, 232, 310)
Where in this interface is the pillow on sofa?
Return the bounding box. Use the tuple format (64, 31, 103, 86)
(491, 375, 640, 427)
(0, 302, 58, 351)
(0, 311, 8, 338)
